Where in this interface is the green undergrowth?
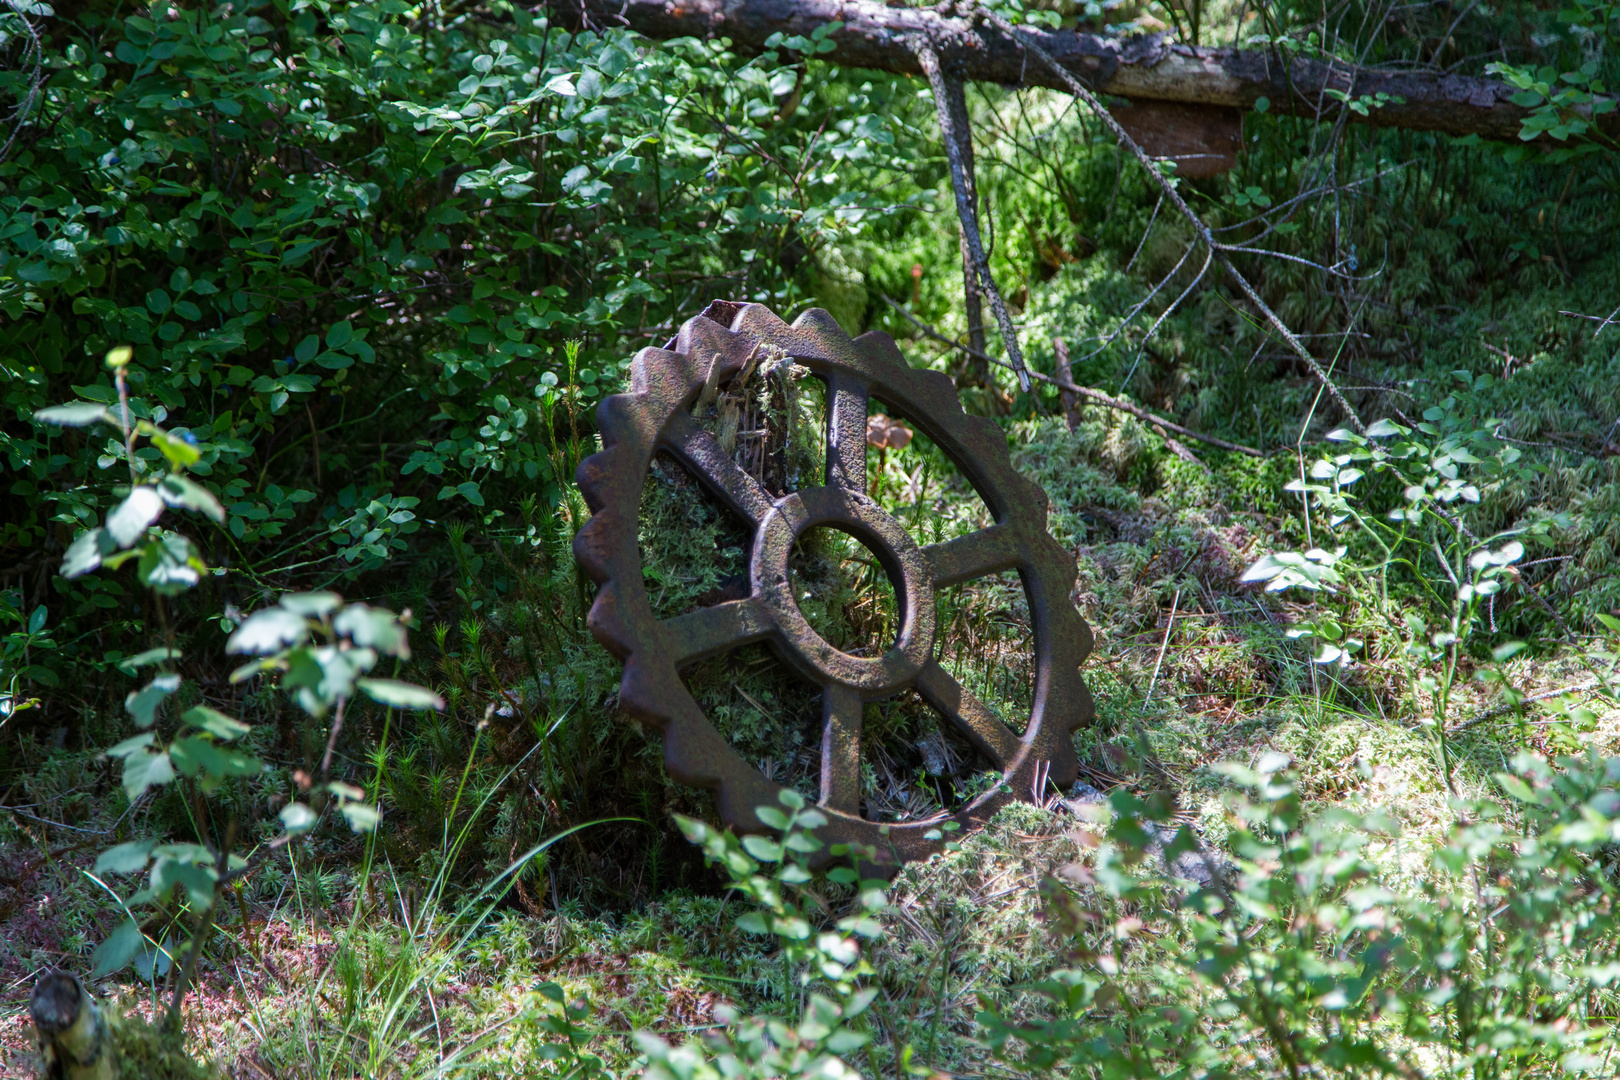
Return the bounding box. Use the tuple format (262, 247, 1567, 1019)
(7, 0, 1620, 1071)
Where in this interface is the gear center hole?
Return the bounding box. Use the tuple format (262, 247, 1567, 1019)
(786, 525, 901, 658)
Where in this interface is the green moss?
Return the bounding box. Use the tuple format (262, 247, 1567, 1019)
(106, 1008, 216, 1080)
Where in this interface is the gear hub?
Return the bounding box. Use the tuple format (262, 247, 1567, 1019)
(573, 302, 1094, 872)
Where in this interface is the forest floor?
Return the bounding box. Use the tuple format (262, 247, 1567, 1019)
(4, 388, 1616, 1077)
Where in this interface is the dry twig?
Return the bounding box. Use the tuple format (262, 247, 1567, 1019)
(916, 44, 1032, 393)
(883, 297, 1265, 456)
(970, 10, 1367, 434)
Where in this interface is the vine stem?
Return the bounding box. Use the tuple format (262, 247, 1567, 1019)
(970, 10, 1367, 434)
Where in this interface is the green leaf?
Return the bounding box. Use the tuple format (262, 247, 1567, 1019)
(333, 603, 410, 657)
(61, 527, 113, 578)
(106, 487, 166, 547)
(92, 919, 146, 978)
(1492, 641, 1529, 662)
(1365, 418, 1406, 438)
(150, 857, 216, 910)
(151, 430, 201, 468)
(340, 801, 381, 832)
(108, 732, 155, 759)
(1496, 773, 1539, 803)
(96, 839, 157, 875)
(117, 646, 181, 673)
(138, 533, 204, 595)
(169, 736, 263, 780)
(122, 748, 176, 799)
(35, 402, 113, 427)
(357, 678, 444, 710)
(845, 987, 879, 1018)
(181, 706, 251, 740)
(755, 806, 790, 830)
(326, 321, 353, 349)
(281, 802, 317, 832)
(226, 607, 310, 654)
(125, 672, 180, 728)
(734, 911, 770, 935)
(279, 591, 343, 618)
(439, 481, 485, 506)
(159, 476, 226, 522)
(740, 834, 784, 862)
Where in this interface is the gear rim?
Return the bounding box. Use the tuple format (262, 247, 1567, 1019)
(572, 301, 1095, 872)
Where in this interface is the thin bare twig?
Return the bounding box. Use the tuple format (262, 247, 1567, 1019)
(1145, 589, 1182, 706)
(1445, 681, 1606, 735)
(974, 10, 1367, 434)
(882, 298, 1265, 457)
(916, 45, 1032, 393)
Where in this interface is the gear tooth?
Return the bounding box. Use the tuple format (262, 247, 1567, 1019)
(1045, 740, 1080, 787)
(630, 349, 681, 393)
(789, 307, 854, 346)
(592, 393, 636, 449)
(1023, 476, 1051, 515)
(673, 313, 739, 358)
(852, 329, 906, 366)
(584, 580, 632, 657)
(662, 712, 729, 791)
(619, 653, 676, 725)
(909, 366, 965, 409)
(571, 511, 619, 583)
(712, 767, 779, 834)
(957, 415, 1021, 494)
(664, 735, 717, 791)
(1075, 615, 1095, 661)
(574, 450, 623, 514)
(728, 303, 794, 339)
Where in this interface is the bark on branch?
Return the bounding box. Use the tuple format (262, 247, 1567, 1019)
(569, 0, 1619, 143)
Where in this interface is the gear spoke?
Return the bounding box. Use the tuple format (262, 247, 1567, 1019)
(914, 660, 1022, 767)
(819, 682, 864, 813)
(660, 412, 775, 525)
(825, 373, 869, 492)
(924, 525, 1019, 588)
(662, 596, 773, 669)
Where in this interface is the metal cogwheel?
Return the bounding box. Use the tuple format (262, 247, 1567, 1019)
(573, 301, 1095, 872)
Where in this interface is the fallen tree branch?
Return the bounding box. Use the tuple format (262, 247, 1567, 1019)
(1445, 680, 1606, 736)
(567, 0, 1620, 143)
(882, 297, 1266, 456)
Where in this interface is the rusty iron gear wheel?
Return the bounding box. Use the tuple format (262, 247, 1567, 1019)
(573, 302, 1095, 872)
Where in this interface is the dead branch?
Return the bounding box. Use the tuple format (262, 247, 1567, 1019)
(567, 0, 1620, 144)
(882, 297, 1265, 457)
(975, 10, 1366, 433)
(917, 44, 1032, 394)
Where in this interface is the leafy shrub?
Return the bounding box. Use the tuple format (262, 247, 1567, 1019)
(1, 0, 912, 685)
(982, 752, 1620, 1078)
(32, 351, 441, 1015)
